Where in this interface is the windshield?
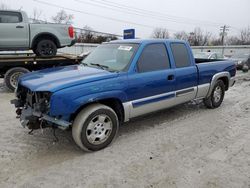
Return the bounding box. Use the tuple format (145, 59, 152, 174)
(231, 54, 249, 59)
(82, 43, 139, 71)
(194, 52, 210, 59)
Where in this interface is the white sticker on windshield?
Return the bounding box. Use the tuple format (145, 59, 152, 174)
(118, 46, 133, 51)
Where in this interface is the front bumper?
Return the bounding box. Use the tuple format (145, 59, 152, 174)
(11, 99, 71, 129)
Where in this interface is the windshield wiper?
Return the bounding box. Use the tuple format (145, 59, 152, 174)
(90, 63, 109, 70)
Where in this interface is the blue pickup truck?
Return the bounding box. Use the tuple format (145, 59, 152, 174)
(12, 39, 236, 151)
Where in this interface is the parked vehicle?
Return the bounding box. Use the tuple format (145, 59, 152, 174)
(230, 53, 250, 70)
(0, 53, 83, 91)
(12, 39, 236, 152)
(0, 10, 76, 57)
(194, 52, 226, 59)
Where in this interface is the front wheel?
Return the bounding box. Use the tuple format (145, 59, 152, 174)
(204, 80, 225, 109)
(72, 104, 119, 152)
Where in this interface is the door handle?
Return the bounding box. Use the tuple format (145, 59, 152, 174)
(16, 25, 24, 28)
(167, 75, 175, 81)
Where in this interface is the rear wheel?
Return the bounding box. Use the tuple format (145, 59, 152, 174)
(34, 39, 57, 57)
(72, 104, 119, 152)
(4, 67, 30, 91)
(204, 80, 225, 109)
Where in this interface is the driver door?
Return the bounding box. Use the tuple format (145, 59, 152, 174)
(0, 11, 29, 49)
(127, 43, 176, 118)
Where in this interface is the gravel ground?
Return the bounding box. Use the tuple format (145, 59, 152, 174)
(0, 72, 250, 188)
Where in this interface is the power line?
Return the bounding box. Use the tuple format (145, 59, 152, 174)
(74, 0, 224, 28)
(90, 0, 225, 27)
(33, 0, 177, 31)
(32, 0, 242, 37)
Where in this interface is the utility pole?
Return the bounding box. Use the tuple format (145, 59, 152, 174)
(220, 25, 229, 55)
(220, 25, 229, 45)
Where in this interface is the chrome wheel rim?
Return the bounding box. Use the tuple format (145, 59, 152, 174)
(86, 114, 113, 145)
(10, 72, 23, 89)
(213, 86, 222, 103)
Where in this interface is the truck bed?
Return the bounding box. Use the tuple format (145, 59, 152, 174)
(195, 59, 236, 86)
(195, 58, 225, 64)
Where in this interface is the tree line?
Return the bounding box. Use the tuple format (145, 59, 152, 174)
(152, 27, 250, 46)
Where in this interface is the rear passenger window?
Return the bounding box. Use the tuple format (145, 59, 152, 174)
(171, 43, 190, 68)
(137, 43, 170, 73)
(0, 12, 22, 23)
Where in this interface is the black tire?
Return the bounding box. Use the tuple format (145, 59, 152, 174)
(72, 104, 119, 152)
(34, 39, 57, 57)
(4, 67, 30, 91)
(204, 80, 225, 109)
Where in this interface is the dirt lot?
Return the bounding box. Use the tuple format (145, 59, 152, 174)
(0, 72, 250, 188)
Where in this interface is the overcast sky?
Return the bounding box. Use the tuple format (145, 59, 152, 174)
(1, 0, 250, 38)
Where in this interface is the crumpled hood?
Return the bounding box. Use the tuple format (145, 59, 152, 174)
(19, 65, 118, 92)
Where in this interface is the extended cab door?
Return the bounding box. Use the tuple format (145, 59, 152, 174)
(127, 43, 176, 118)
(170, 42, 198, 104)
(0, 11, 29, 49)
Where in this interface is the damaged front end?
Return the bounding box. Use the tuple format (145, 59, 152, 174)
(11, 85, 71, 130)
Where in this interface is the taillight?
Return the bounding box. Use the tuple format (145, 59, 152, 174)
(68, 26, 74, 38)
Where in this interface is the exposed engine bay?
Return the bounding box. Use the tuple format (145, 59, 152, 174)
(11, 84, 70, 130)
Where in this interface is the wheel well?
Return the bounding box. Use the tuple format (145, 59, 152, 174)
(71, 98, 125, 123)
(218, 77, 229, 90)
(32, 34, 60, 49)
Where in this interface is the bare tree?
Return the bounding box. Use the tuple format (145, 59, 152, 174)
(174, 31, 189, 41)
(210, 36, 222, 46)
(152, 28, 170, 39)
(227, 36, 242, 45)
(51, 10, 74, 24)
(188, 27, 211, 46)
(0, 3, 9, 10)
(240, 26, 250, 45)
(77, 26, 94, 43)
(30, 8, 43, 23)
(77, 26, 118, 43)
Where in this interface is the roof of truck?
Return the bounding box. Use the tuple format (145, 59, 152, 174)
(109, 39, 186, 44)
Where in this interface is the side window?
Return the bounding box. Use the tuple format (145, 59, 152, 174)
(0, 12, 22, 23)
(170, 43, 191, 68)
(137, 43, 170, 73)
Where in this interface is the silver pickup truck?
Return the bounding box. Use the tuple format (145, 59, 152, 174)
(0, 10, 76, 56)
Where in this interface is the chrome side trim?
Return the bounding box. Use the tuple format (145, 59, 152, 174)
(207, 72, 230, 97)
(130, 91, 175, 104)
(123, 101, 132, 122)
(196, 83, 210, 98)
(174, 86, 197, 106)
(127, 91, 176, 119)
(229, 76, 236, 87)
(176, 88, 194, 97)
(129, 94, 176, 118)
(122, 81, 229, 122)
(122, 86, 198, 122)
(132, 93, 175, 108)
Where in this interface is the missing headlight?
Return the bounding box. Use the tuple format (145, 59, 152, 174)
(34, 92, 52, 113)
